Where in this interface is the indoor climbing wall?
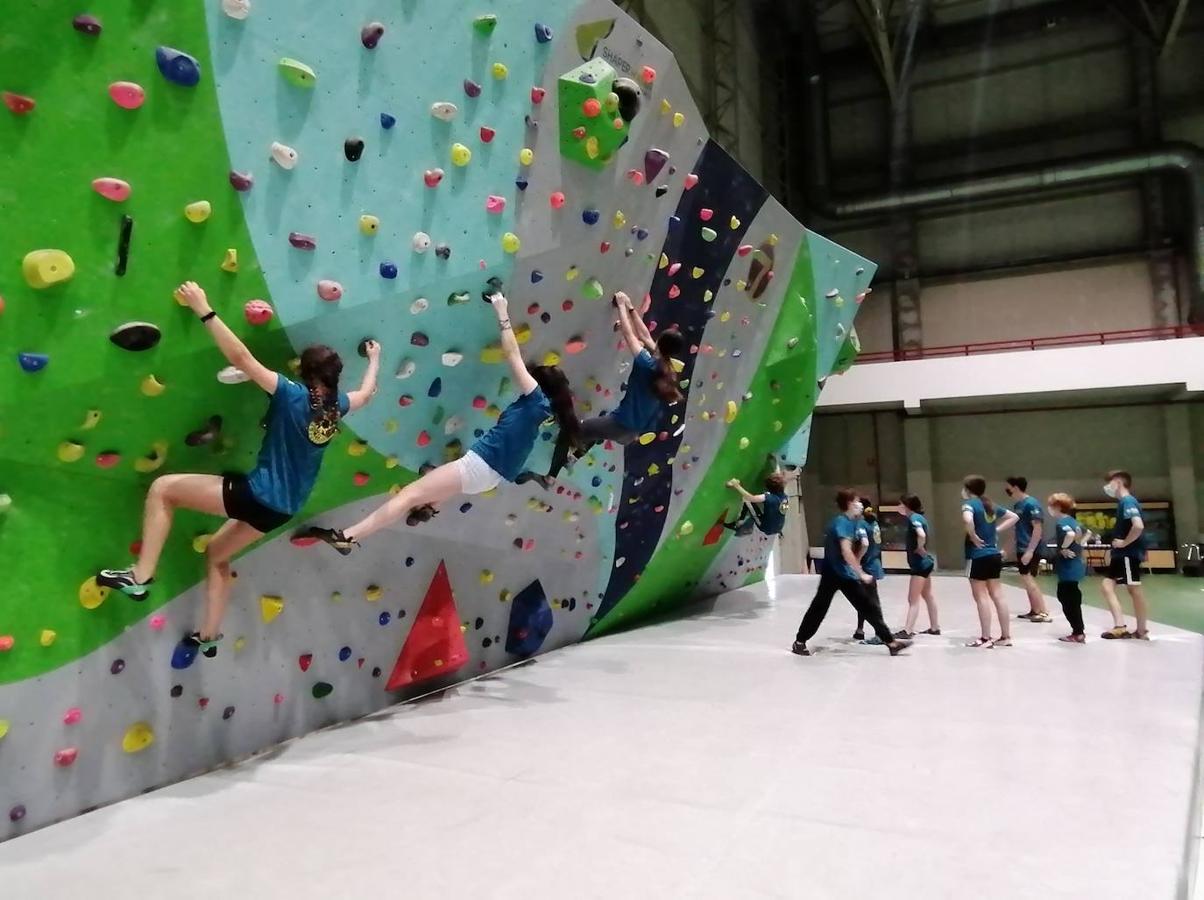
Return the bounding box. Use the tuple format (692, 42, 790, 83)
(0, 0, 872, 838)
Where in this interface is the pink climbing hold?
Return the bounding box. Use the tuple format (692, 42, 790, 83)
(699, 208, 714, 221)
(626, 169, 645, 185)
(423, 168, 444, 187)
(273, 693, 285, 704)
(149, 614, 166, 631)
(549, 191, 566, 209)
(485, 195, 506, 214)
(54, 748, 79, 767)
(3, 92, 35, 115)
(737, 244, 753, 257)
(416, 430, 431, 447)
(472, 395, 487, 409)
(108, 81, 144, 109)
(317, 280, 343, 302)
(353, 472, 370, 486)
(244, 299, 273, 325)
(641, 65, 657, 85)
(63, 708, 82, 725)
(668, 285, 681, 299)
(684, 173, 699, 190)
(565, 337, 587, 354)
(91, 177, 131, 202)
(95, 452, 121, 468)
(667, 262, 681, 276)
(530, 86, 546, 104)
(0, 636, 12, 651)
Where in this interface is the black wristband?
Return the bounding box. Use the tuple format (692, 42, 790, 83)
(200, 310, 217, 323)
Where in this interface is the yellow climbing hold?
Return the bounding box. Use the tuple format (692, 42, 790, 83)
(134, 440, 168, 473)
(638, 432, 657, 446)
(140, 374, 166, 397)
(480, 570, 494, 585)
(121, 721, 155, 754)
(501, 232, 521, 253)
(725, 400, 738, 423)
(499, 589, 512, 603)
(331, 591, 343, 603)
(670, 357, 685, 373)
(773, 420, 783, 432)
(659, 253, 669, 269)
(735, 279, 747, 292)
(260, 595, 285, 623)
(739, 437, 750, 449)
(720, 311, 731, 323)
(22, 249, 75, 289)
(480, 343, 504, 364)
(585, 136, 599, 159)
(0, 720, 8, 740)
(359, 214, 380, 235)
(80, 409, 102, 430)
(192, 533, 212, 554)
(492, 61, 509, 79)
(566, 266, 580, 281)
(541, 350, 561, 366)
(79, 576, 109, 610)
(388, 484, 402, 495)
(185, 200, 212, 223)
(365, 584, 383, 602)
(57, 441, 84, 463)
(679, 521, 695, 536)
(234, 637, 247, 652)
(385, 454, 399, 469)
(612, 210, 627, 228)
(673, 112, 685, 127)
(384, 418, 399, 434)
(348, 439, 368, 457)
(691, 267, 704, 278)
(519, 147, 534, 166)
(220, 248, 239, 272)
(647, 462, 661, 476)
(767, 233, 780, 245)
(451, 143, 472, 166)
(39, 629, 57, 647)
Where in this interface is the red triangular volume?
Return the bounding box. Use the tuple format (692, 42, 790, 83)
(702, 510, 729, 547)
(386, 560, 470, 691)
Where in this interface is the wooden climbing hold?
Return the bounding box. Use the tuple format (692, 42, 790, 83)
(155, 46, 201, 87)
(279, 57, 316, 87)
(22, 249, 74, 289)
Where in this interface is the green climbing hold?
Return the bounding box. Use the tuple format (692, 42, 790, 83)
(279, 58, 316, 88)
(582, 278, 604, 300)
(473, 14, 498, 35)
(312, 682, 333, 699)
(701, 227, 717, 242)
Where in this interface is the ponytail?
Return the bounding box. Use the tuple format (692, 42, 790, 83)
(530, 365, 581, 449)
(300, 345, 344, 436)
(653, 330, 687, 405)
(963, 475, 993, 515)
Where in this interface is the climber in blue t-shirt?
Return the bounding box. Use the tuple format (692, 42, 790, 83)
(522, 291, 685, 487)
(305, 289, 581, 556)
(1098, 469, 1150, 640)
(99, 281, 382, 658)
(724, 469, 789, 537)
(1046, 492, 1090, 643)
(961, 475, 1019, 648)
(851, 499, 888, 641)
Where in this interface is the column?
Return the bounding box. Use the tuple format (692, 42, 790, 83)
(1165, 406, 1201, 555)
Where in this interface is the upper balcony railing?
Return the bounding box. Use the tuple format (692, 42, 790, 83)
(857, 324, 1203, 364)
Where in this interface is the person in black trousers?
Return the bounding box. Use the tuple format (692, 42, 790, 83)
(792, 489, 913, 657)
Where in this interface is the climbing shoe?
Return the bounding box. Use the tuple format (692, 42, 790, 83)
(852, 630, 865, 641)
(1101, 626, 1132, 640)
(184, 631, 223, 659)
(515, 471, 553, 490)
(299, 526, 358, 556)
(888, 639, 913, 656)
(791, 641, 810, 656)
(97, 568, 152, 600)
(920, 628, 942, 636)
(1029, 612, 1053, 623)
(1059, 633, 1086, 644)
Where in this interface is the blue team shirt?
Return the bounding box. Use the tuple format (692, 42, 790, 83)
(1013, 495, 1043, 556)
(469, 387, 552, 481)
(1054, 514, 1087, 583)
(857, 519, 885, 580)
(823, 514, 859, 580)
(759, 491, 788, 535)
(1113, 494, 1147, 559)
(906, 513, 933, 572)
(246, 375, 350, 515)
(612, 349, 662, 432)
(962, 497, 1004, 560)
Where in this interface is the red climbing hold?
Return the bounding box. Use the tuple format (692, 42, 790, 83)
(3, 92, 35, 115)
(298, 653, 313, 672)
(244, 299, 273, 325)
(530, 86, 546, 104)
(385, 561, 469, 690)
(353, 472, 370, 486)
(479, 125, 496, 143)
(54, 748, 79, 767)
(416, 430, 431, 447)
(641, 65, 657, 85)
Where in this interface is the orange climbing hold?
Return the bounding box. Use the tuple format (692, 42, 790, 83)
(386, 561, 469, 690)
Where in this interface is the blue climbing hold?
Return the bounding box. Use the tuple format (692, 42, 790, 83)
(428, 377, 442, 398)
(170, 639, 199, 670)
(534, 23, 553, 43)
(405, 556, 414, 567)
(531, 270, 543, 284)
(582, 209, 600, 225)
(668, 215, 681, 230)
(338, 646, 352, 662)
(579, 72, 597, 84)
(515, 177, 529, 191)
(17, 352, 48, 373)
(155, 46, 201, 87)
(636, 227, 649, 240)
(380, 261, 398, 279)
(378, 611, 391, 626)
(505, 580, 554, 657)
(380, 112, 397, 129)
(591, 476, 602, 487)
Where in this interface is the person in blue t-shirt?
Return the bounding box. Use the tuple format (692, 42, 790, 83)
(305, 289, 581, 555)
(99, 281, 382, 656)
(1005, 475, 1050, 623)
(961, 475, 1019, 648)
(523, 291, 684, 486)
(792, 490, 911, 657)
(1099, 469, 1150, 640)
(851, 499, 889, 641)
(724, 470, 789, 537)
(1046, 492, 1089, 643)
(896, 494, 941, 638)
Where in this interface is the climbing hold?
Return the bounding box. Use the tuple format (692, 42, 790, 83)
(22, 249, 74, 289)
(700, 208, 714, 222)
(491, 62, 509, 80)
(184, 200, 211, 223)
(121, 722, 155, 753)
(519, 147, 535, 166)
(41, 629, 57, 647)
(424, 169, 445, 191)
(228, 170, 253, 191)
(365, 584, 384, 602)
(288, 232, 316, 250)
(441, 351, 464, 367)
(54, 748, 79, 767)
(535, 22, 554, 42)
(63, 707, 81, 726)
(668, 262, 682, 276)
(479, 125, 496, 143)
(447, 290, 471, 306)
(582, 209, 600, 225)
(435, 243, 452, 260)
(220, 248, 239, 272)
(701, 227, 718, 242)
(221, 0, 250, 19)
(109, 322, 161, 352)
(79, 577, 109, 610)
(486, 195, 506, 214)
(725, 400, 738, 424)
(18, 352, 49, 373)
(379, 261, 398, 279)
(270, 141, 298, 169)
(133, 441, 168, 473)
(464, 79, 482, 98)
(0, 721, 7, 740)
(92, 177, 131, 203)
(502, 232, 521, 253)
(428, 377, 443, 398)
(582, 278, 604, 300)
(549, 191, 566, 210)
(430, 101, 458, 122)
(411, 232, 432, 254)
(627, 169, 646, 185)
(361, 21, 385, 49)
(600, 241, 611, 253)
(279, 57, 317, 87)
(260, 595, 284, 623)
(57, 441, 84, 463)
(473, 13, 498, 35)
(244, 299, 273, 325)
(312, 682, 334, 699)
(1, 92, 36, 118)
(344, 137, 364, 162)
(737, 244, 753, 257)
(359, 214, 380, 235)
(108, 81, 144, 109)
(94, 450, 120, 468)
(679, 521, 695, 537)
(644, 148, 669, 182)
(673, 112, 685, 127)
(140, 375, 166, 397)
(155, 46, 201, 87)
(583, 97, 602, 118)
(684, 173, 699, 191)
(317, 280, 343, 302)
(72, 13, 103, 34)
(380, 112, 396, 129)
(410, 331, 429, 346)
(451, 143, 472, 166)
(531, 86, 546, 104)
(641, 65, 657, 85)
(613, 210, 627, 228)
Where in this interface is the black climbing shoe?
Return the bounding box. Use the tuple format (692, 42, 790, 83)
(406, 504, 439, 526)
(299, 526, 357, 556)
(184, 631, 223, 659)
(97, 568, 152, 600)
(888, 639, 913, 656)
(852, 630, 865, 641)
(791, 641, 811, 656)
(515, 471, 552, 490)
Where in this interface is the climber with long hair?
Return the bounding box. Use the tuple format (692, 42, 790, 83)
(520, 290, 684, 487)
(98, 281, 381, 659)
(303, 288, 581, 554)
(961, 474, 1019, 648)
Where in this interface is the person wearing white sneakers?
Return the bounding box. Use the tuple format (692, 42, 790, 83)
(1099, 470, 1150, 640)
(1005, 476, 1051, 623)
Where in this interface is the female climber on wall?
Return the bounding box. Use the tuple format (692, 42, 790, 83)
(301, 288, 581, 555)
(98, 281, 382, 658)
(519, 290, 685, 488)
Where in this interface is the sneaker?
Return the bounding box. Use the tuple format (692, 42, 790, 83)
(1059, 633, 1086, 643)
(1131, 630, 1151, 641)
(1030, 613, 1053, 623)
(993, 636, 1013, 647)
(184, 631, 223, 659)
(888, 639, 912, 656)
(1101, 626, 1132, 640)
(791, 641, 810, 656)
(892, 629, 915, 640)
(852, 630, 865, 641)
(297, 526, 357, 556)
(1016, 612, 1036, 620)
(966, 637, 994, 648)
(97, 568, 152, 600)
(920, 628, 942, 636)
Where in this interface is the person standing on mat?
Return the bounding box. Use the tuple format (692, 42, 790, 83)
(1099, 469, 1150, 640)
(1005, 476, 1050, 623)
(792, 490, 911, 657)
(1048, 492, 1088, 643)
(98, 281, 382, 658)
(852, 499, 888, 641)
(723, 470, 789, 538)
(961, 475, 1019, 648)
(523, 290, 684, 486)
(898, 493, 940, 637)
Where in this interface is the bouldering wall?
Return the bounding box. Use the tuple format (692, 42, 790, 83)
(0, 0, 872, 838)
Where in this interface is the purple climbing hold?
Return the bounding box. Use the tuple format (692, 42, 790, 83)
(361, 22, 384, 49)
(531, 270, 543, 284)
(229, 170, 254, 191)
(380, 261, 398, 279)
(534, 23, 553, 43)
(428, 377, 442, 398)
(463, 79, 482, 98)
(288, 232, 317, 250)
(17, 352, 48, 373)
(410, 332, 429, 347)
(9, 805, 25, 823)
(338, 646, 352, 661)
(344, 137, 364, 162)
(582, 209, 600, 225)
(72, 14, 102, 35)
(380, 112, 396, 129)
(155, 46, 201, 87)
(644, 148, 669, 182)
(110, 659, 125, 675)
(667, 215, 681, 230)
(379, 611, 391, 626)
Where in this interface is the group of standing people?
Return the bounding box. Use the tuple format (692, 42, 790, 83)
(794, 471, 1150, 654)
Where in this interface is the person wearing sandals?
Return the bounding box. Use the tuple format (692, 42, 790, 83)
(897, 493, 940, 638)
(852, 499, 887, 641)
(97, 281, 382, 659)
(1047, 492, 1088, 643)
(1005, 476, 1051, 623)
(792, 490, 911, 657)
(961, 475, 1019, 648)
(1098, 469, 1150, 640)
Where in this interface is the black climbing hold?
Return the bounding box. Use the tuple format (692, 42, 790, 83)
(530, 270, 543, 284)
(312, 682, 333, 699)
(540, 312, 551, 323)
(380, 112, 396, 129)
(170, 684, 183, 698)
(460, 502, 472, 512)
(109, 321, 160, 352)
(405, 556, 414, 567)
(435, 244, 451, 260)
(371, 667, 382, 677)
(185, 415, 222, 447)
(483, 637, 492, 648)
(222, 705, 235, 719)
(110, 659, 126, 675)
(474, 617, 484, 630)
(357, 337, 376, 358)
(636, 227, 649, 240)
(361, 22, 384, 49)
(613, 78, 642, 121)
(72, 14, 102, 35)
(524, 115, 538, 130)
(410, 332, 429, 347)
(114, 214, 133, 276)
(428, 377, 442, 398)
(515, 178, 529, 191)
(534, 23, 553, 43)
(344, 137, 364, 162)
(482, 275, 504, 303)
(655, 185, 668, 198)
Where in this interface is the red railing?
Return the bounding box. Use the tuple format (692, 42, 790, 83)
(857, 324, 1202, 364)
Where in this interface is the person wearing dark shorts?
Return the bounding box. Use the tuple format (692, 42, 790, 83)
(1047, 493, 1088, 643)
(724, 471, 789, 538)
(897, 494, 940, 637)
(1098, 470, 1150, 640)
(961, 476, 1019, 648)
(792, 490, 911, 657)
(1005, 476, 1050, 622)
(98, 281, 380, 658)
(852, 499, 891, 640)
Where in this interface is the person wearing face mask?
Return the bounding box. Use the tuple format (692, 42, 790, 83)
(1099, 470, 1149, 640)
(1005, 476, 1050, 623)
(1046, 493, 1089, 643)
(961, 476, 1020, 648)
(792, 490, 912, 657)
(852, 498, 888, 641)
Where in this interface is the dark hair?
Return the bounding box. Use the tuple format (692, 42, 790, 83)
(834, 488, 857, 511)
(765, 472, 787, 494)
(651, 330, 686, 404)
(1106, 469, 1132, 488)
(300, 345, 344, 433)
(1005, 476, 1028, 492)
(859, 496, 877, 523)
(900, 493, 924, 514)
(963, 475, 994, 516)
(530, 365, 581, 449)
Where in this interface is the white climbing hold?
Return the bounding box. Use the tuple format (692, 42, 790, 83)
(441, 351, 463, 367)
(430, 101, 458, 122)
(412, 232, 431, 253)
(410, 297, 429, 314)
(395, 359, 416, 379)
(217, 366, 249, 384)
(270, 141, 298, 169)
(221, 0, 251, 19)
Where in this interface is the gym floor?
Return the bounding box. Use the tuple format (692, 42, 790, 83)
(1001, 572, 1204, 634)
